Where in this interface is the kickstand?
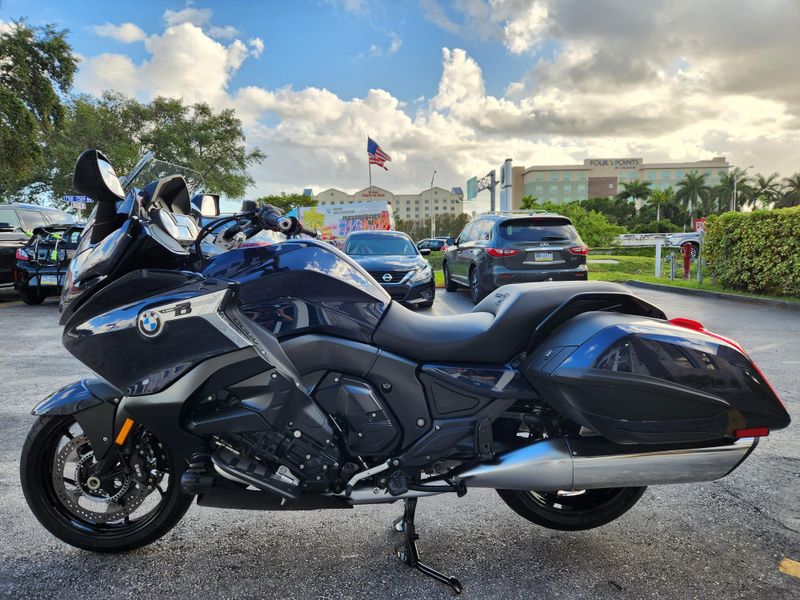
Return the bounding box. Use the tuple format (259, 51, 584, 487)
(393, 498, 463, 594)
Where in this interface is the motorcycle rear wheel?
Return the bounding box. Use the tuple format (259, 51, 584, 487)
(20, 415, 193, 552)
(497, 486, 646, 531)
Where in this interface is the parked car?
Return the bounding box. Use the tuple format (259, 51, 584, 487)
(417, 237, 455, 252)
(443, 212, 588, 304)
(12, 224, 84, 304)
(0, 203, 77, 289)
(344, 230, 435, 308)
(665, 231, 700, 257)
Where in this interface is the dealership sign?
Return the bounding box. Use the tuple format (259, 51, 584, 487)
(289, 201, 394, 240)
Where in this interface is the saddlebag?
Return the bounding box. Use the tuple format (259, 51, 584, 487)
(525, 311, 790, 444)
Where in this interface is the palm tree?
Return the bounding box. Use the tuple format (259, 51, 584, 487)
(647, 186, 674, 222)
(748, 173, 782, 209)
(675, 171, 710, 219)
(616, 179, 652, 211)
(717, 168, 752, 212)
(777, 173, 800, 208)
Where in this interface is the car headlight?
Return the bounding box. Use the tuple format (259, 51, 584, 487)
(409, 264, 433, 283)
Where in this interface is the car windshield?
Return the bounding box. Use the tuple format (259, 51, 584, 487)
(498, 218, 579, 242)
(345, 234, 417, 256)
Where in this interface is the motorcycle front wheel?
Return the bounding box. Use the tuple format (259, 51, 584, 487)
(20, 415, 193, 552)
(497, 486, 646, 531)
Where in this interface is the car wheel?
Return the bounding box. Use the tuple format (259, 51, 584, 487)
(443, 262, 459, 292)
(469, 266, 488, 305)
(419, 283, 435, 308)
(19, 287, 46, 305)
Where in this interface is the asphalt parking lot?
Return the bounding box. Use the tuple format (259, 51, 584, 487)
(0, 285, 798, 599)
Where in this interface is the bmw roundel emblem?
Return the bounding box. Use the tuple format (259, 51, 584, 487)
(382, 273, 393, 283)
(137, 310, 163, 338)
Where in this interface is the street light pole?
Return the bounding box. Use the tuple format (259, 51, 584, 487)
(732, 165, 754, 211)
(430, 171, 437, 238)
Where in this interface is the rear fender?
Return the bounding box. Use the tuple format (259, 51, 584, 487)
(33, 379, 124, 459)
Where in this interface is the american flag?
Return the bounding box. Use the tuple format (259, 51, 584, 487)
(367, 137, 391, 170)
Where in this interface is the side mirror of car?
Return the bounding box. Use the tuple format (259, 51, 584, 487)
(73, 149, 125, 204)
(419, 248, 431, 256)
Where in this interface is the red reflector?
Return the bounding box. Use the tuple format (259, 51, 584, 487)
(486, 248, 519, 257)
(568, 245, 589, 255)
(734, 427, 769, 438)
(15, 248, 29, 261)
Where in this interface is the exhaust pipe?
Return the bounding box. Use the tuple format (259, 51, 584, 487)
(423, 436, 757, 492)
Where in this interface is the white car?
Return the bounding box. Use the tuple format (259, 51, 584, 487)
(665, 232, 700, 257)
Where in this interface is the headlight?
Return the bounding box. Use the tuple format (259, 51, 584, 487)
(409, 264, 433, 283)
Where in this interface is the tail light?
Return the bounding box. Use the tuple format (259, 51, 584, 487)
(486, 248, 519, 257)
(15, 248, 29, 261)
(669, 317, 784, 409)
(734, 427, 769, 438)
(568, 245, 589, 255)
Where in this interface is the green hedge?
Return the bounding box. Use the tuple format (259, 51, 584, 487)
(704, 207, 800, 296)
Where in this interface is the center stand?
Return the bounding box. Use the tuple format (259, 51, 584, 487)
(393, 498, 463, 594)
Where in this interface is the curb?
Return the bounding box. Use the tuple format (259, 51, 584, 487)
(624, 280, 800, 312)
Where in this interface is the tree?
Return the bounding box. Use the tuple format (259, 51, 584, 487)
(615, 179, 652, 210)
(579, 196, 637, 226)
(717, 167, 752, 212)
(777, 173, 800, 208)
(520, 195, 538, 210)
(748, 172, 782, 209)
(647, 187, 674, 222)
(254, 192, 315, 213)
(43, 93, 265, 212)
(675, 171, 710, 220)
(0, 20, 78, 199)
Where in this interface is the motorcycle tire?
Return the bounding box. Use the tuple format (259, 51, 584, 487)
(497, 486, 646, 531)
(21, 415, 194, 553)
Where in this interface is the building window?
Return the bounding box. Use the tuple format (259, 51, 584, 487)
(549, 185, 557, 193)
(535, 184, 544, 194)
(647, 171, 656, 179)
(718, 170, 726, 177)
(577, 184, 585, 192)
(629, 171, 637, 179)
(675, 170, 684, 179)
(661, 171, 669, 179)
(704, 170, 711, 177)
(563, 185, 572, 193)
(563, 172, 572, 181)
(549, 172, 559, 181)
(608, 183, 614, 189)
(535, 174, 544, 181)
(563, 197, 571, 203)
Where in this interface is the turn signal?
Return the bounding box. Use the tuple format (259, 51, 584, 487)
(486, 248, 519, 257)
(568, 245, 589, 255)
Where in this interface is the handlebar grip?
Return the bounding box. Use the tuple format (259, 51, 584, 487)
(221, 224, 243, 240)
(298, 225, 319, 238)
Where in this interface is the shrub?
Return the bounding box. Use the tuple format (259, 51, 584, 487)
(704, 207, 800, 296)
(630, 219, 682, 233)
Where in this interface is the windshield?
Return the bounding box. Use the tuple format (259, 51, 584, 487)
(344, 234, 417, 256)
(122, 153, 205, 196)
(498, 218, 580, 242)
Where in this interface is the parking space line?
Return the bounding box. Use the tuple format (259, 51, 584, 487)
(779, 558, 800, 578)
(0, 301, 23, 308)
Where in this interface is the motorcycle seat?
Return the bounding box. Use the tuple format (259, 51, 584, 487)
(372, 280, 631, 364)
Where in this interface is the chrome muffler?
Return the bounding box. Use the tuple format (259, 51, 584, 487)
(422, 436, 757, 492)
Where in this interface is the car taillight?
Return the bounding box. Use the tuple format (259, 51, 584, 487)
(568, 245, 589, 255)
(669, 317, 785, 407)
(486, 248, 519, 257)
(734, 427, 769, 438)
(15, 248, 29, 261)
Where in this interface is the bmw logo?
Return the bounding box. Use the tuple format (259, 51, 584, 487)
(382, 273, 393, 282)
(137, 310, 163, 338)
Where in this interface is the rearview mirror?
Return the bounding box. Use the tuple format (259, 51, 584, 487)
(192, 194, 220, 217)
(420, 248, 431, 256)
(73, 149, 125, 203)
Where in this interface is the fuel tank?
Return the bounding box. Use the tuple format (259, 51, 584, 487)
(202, 239, 390, 343)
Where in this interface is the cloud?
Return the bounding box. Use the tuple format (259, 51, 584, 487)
(420, 0, 460, 33)
(325, 0, 367, 13)
(92, 22, 147, 43)
(389, 32, 402, 54)
(73, 2, 800, 212)
(163, 7, 239, 39)
(248, 37, 265, 58)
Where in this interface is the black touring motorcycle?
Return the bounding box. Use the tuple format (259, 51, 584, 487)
(21, 150, 790, 593)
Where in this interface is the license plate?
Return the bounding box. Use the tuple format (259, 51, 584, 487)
(533, 251, 554, 262)
(40, 275, 59, 286)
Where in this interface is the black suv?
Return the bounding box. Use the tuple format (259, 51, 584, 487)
(0, 203, 77, 288)
(442, 212, 588, 303)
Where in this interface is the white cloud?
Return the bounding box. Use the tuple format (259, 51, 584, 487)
(389, 32, 402, 54)
(73, 3, 800, 211)
(326, 0, 367, 13)
(93, 22, 147, 43)
(420, 0, 461, 33)
(163, 7, 238, 39)
(248, 37, 265, 58)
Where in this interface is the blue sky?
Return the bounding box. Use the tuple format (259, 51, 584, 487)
(2, 1, 798, 207)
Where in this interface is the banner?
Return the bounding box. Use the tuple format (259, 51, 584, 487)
(290, 201, 394, 240)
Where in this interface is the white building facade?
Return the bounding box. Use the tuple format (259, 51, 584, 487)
(315, 186, 464, 220)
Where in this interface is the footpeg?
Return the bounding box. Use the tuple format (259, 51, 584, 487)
(392, 498, 463, 594)
(180, 454, 217, 495)
(211, 447, 299, 500)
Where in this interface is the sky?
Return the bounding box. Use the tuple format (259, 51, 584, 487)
(3, 0, 800, 212)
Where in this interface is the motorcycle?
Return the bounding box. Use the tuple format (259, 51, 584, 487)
(20, 150, 790, 594)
